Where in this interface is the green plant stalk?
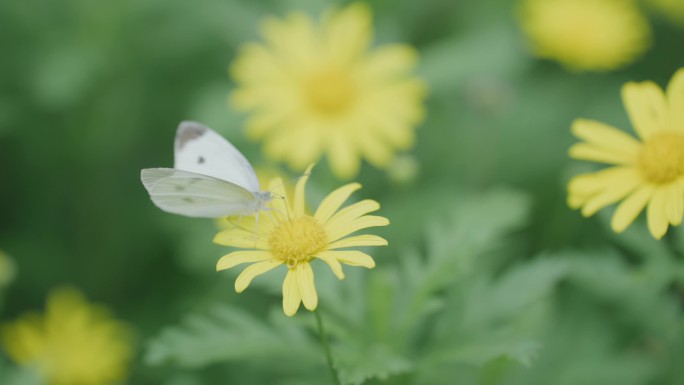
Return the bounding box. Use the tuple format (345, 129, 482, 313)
(314, 309, 341, 385)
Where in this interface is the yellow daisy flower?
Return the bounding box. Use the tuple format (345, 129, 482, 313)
(1, 288, 133, 385)
(648, 0, 684, 25)
(518, 0, 651, 71)
(214, 166, 389, 316)
(230, 3, 426, 179)
(568, 68, 684, 239)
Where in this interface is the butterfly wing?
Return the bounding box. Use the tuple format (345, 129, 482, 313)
(141, 168, 256, 218)
(174, 121, 260, 192)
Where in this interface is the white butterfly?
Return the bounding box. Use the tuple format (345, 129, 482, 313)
(141, 121, 272, 218)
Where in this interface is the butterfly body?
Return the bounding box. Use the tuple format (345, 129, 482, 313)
(141, 121, 271, 218)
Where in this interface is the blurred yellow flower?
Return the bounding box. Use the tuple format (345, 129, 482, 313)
(230, 3, 426, 179)
(648, 0, 684, 25)
(1, 288, 133, 385)
(214, 166, 389, 316)
(568, 68, 684, 239)
(519, 0, 651, 71)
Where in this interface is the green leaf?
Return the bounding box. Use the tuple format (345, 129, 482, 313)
(425, 258, 567, 370)
(335, 344, 413, 385)
(433, 336, 540, 367)
(317, 189, 535, 384)
(395, 189, 532, 335)
(459, 258, 568, 328)
(145, 305, 317, 370)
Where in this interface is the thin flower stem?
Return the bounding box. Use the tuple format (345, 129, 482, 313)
(314, 309, 341, 385)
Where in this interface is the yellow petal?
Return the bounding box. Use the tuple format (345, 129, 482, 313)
(328, 234, 388, 249)
(221, 209, 274, 236)
(665, 181, 684, 226)
(260, 13, 316, 68)
(647, 188, 669, 239)
(274, 126, 312, 167)
(568, 173, 604, 209)
(243, 110, 287, 139)
(667, 68, 684, 132)
(571, 119, 641, 156)
(622, 81, 670, 139)
(357, 131, 395, 168)
(358, 45, 418, 84)
(213, 229, 267, 249)
(287, 124, 323, 169)
(326, 199, 380, 228)
(327, 215, 390, 242)
(323, 3, 371, 64)
(268, 177, 290, 217)
(230, 44, 285, 87)
(296, 262, 318, 311)
(577, 168, 641, 217)
(611, 185, 656, 233)
(264, 129, 301, 160)
(282, 269, 301, 317)
(567, 192, 588, 209)
(568, 143, 636, 165)
(327, 132, 360, 179)
(294, 165, 314, 217)
(235, 260, 283, 293)
(314, 183, 361, 223)
(330, 250, 376, 268)
(363, 106, 417, 149)
(216, 251, 274, 271)
(315, 251, 345, 279)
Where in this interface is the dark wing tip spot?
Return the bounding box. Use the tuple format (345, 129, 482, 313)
(198, 156, 205, 164)
(176, 123, 207, 150)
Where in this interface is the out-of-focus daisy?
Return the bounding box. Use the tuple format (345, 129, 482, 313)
(568, 68, 684, 239)
(518, 0, 651, 71)
(214, 166, 389, 316)
(230, 3, 426, 179)
(647, 0, 684, 25)
(1, 288, 133, 385)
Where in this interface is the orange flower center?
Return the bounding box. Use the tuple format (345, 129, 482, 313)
(638, 132, 684, 184)
(269, 216, 328, 268)
(304, 69, 356, 116)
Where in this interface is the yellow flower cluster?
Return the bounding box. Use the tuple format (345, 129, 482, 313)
(230, 3, 426, 179)
(1, 288, 133, 385)
(216, 2, 684, 317)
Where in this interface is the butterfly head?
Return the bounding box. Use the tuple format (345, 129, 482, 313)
(252, 191, 274, 212)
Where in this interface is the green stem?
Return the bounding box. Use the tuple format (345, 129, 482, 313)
(314, 309, 341, 385)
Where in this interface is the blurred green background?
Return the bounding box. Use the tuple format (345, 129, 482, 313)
(1, 0, 684, 384)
